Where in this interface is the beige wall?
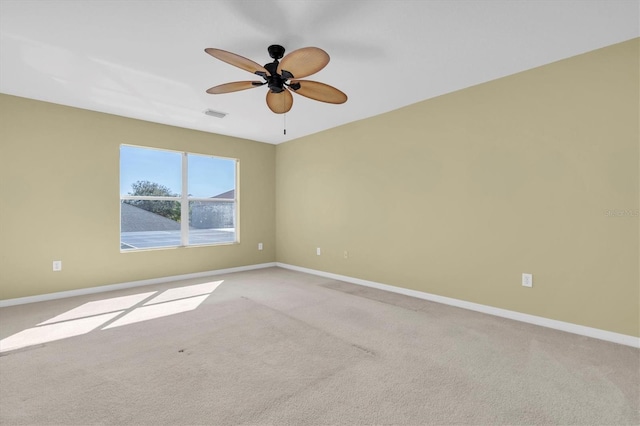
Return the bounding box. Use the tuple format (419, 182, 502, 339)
(276, 39, 639, 337)
(0, 95, 276, 299)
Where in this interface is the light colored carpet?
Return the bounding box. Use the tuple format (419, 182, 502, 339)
(0, 267, 638, 425)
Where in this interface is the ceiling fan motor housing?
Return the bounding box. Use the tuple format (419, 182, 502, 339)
(267, 75, 285, 93)
(263, 62, 285, 93)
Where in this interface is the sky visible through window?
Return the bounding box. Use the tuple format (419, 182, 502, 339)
(120, 146, 235, 198)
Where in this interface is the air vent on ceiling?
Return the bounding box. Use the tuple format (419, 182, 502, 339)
(204, 109, 227, 118)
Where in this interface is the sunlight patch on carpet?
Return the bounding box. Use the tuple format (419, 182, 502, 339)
(144, 281, 222, 305)
(0, 281, 223, 353)
(103, 294, 209, 329)
(38, 292, 156, 325)
(0, 312, 123, 352)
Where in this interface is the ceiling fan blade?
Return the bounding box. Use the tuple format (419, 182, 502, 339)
(205, 48, 269, 76)
(277, 47, 329, 79)
(289, 80, 347, 104)
(206, 81, 264, 94)
(266, 89, 293, 114)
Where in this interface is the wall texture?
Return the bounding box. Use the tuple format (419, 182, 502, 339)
(0, 95, 276, 299)
(276, 39, 639, 337)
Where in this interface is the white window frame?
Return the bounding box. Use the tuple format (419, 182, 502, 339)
(120, 145, 238, 251)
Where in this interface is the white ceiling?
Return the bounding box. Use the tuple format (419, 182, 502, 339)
(1, 1, 638, 144)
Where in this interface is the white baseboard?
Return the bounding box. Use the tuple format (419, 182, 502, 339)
(0, 263, 277, 308)
(276, 263, 640, 349)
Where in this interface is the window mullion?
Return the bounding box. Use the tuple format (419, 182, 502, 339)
(181, 152, 189, 246)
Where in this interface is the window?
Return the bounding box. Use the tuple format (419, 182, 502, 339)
(120, 145, 237, 251)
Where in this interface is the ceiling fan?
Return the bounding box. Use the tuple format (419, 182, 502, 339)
(205, 44, 347, 114)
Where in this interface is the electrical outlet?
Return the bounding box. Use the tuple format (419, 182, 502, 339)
(258, 243, 263, 251)
(316, 247, 321, 256)
(522, 273, 533, 288)
(53, 261, 62, 272)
